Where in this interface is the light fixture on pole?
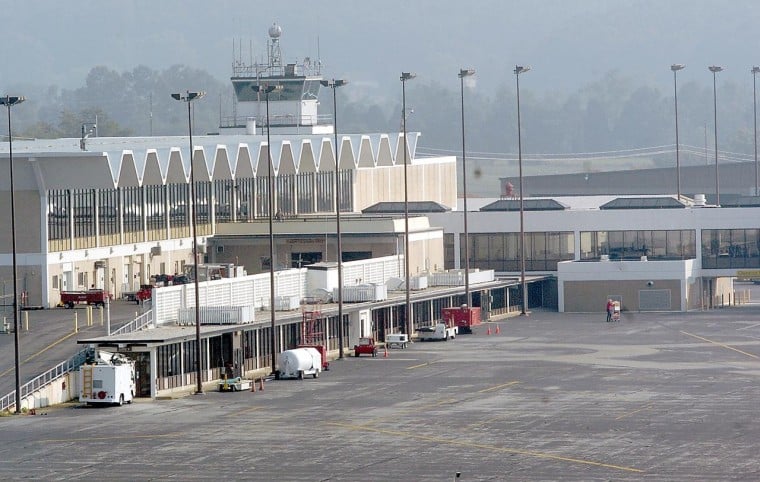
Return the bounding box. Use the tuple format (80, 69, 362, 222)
(458, 69, 475, 309)
(171, 90, 205, 394)
(514, 65, 530, 316)
(2, 94, 25, 414)
(753, 66, 760, 196)
(671, 64, 685, 200)
(708, 65, 723, 206)
(252, 84, 283, 374)
(400, 72, 416, 337)
(320, 79, 348, 359)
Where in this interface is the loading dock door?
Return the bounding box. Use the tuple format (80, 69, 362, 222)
(639, 289, 671, 311)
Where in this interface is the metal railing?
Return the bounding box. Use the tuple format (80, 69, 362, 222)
(0, 346, 91, 413)
(111, 309, 154, 335)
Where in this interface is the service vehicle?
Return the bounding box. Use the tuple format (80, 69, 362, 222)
(78, 352, 135, 406)
(417, 323, 458, 341)
(353, 337, 378, 357)
(276, 347, 322, 379)
(60, 289, 110, 308)
(442, 306, 481, 334)
(385, 333, 409, 349)
(218, 377, 252, 392)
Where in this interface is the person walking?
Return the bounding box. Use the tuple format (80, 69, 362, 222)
(606, 299, 614, 322)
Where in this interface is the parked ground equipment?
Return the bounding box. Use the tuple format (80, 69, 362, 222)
(61, 289, 110, 308)
(417, 323, 458, 341)
(442, 305, 481, 334)
(78, 352, 135, 406)
(353, 337, 378, 357)
(385, 333, 409, 349)
(218, 377, 252, 392)
(276, 347, 322, 379)
(297, 344, 330, 370)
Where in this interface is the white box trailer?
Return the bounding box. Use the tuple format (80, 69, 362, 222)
(276, 347, 322, 380)
(78, 353, 135, 406)
(385, 333, 409, 349)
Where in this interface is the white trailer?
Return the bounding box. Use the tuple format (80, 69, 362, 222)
(78, 352, 136, 406)
(385, 333, 409, 349)
(276, 347, 322, 380)
(417, 323, 458, 342)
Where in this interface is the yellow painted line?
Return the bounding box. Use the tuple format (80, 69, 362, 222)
(0, 330, 78, 379)
(40, 432, 181, 443)
(478, 380, 520, 393)
(325, 421, 643, 473)
(406, 361, 433, 370)
(680, 331, 760, 360)
(615, 403, 653, 421)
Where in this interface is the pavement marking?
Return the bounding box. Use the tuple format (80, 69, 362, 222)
(406, 361, 436, 370)
(680, 330, 760, 359)
(0, 330, 78, 379)
(38, 432, 182, 443)
(736, 322, 760, 331)
(234, 405, 265, 415)
(325, 421, 643, 474)
(478, 380, 520, 393)
(615, 403, 654, 421)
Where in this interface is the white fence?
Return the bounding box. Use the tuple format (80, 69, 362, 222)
(152, 257, 403, 326)
(177, 305, 255, 325)
(429, 269, 495, 286)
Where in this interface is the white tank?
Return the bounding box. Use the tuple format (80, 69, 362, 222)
(277, 347, 321, 379)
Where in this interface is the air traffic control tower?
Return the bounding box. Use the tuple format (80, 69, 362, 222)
(221, 23, 331, 135)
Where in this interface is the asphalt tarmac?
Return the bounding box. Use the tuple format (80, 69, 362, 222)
(2, 296, 760, 480)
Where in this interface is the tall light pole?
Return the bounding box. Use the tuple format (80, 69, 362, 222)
(252, 84, 283, 374)
(320, 79, 348, 358)
(171, 90, 205, 394)
(400, 72, 416, 336)
(2, 95, 25, 414)
(514, 65, 530, 316)
(458, 69, 475, 309)
(671, 64, 685, 200)
(753, 67, 759, 196)
(708, 65, 723, 206)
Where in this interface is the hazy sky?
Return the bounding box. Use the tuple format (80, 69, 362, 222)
(4, 0, 760, 99)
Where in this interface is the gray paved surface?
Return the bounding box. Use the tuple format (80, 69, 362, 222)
(0, 300, 148, 396)
(3, 295, 760, 480)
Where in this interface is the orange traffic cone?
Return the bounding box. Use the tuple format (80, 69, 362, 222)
(258, 377, 264, 391)
(486, 326, 491, 335)
(384, 346, 389, 358)
(495, 325, 500, 335)
(250, 378, 256, 392)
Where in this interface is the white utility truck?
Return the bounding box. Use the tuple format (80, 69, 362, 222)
(276, 347, 322, 380)
(416, 323, 458, 342)
(79, 352, 135, 406)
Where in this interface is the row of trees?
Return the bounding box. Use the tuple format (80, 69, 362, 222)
(5, 65, 759, 170)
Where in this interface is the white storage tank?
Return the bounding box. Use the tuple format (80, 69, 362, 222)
(276, 347, 322, 379)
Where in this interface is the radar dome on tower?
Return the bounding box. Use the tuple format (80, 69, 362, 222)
(269, 23, 282, 39)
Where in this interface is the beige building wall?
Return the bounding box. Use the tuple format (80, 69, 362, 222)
(353, 160, 457, 211)
(563, 279, 682, 312)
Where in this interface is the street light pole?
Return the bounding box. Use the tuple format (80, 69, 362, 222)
(252, 84, 283, 375)
(708, 65, 723, 206)
(320, 79, 348, 358)
(514, 65, 530, 316)
(753, 67, 759, 196)
(671, 64, 685, 200)
(171, 90, 205, 394)
(400, 72, 416, 337)
(2, 94, 25, 414)
(458, 69, 475, 309)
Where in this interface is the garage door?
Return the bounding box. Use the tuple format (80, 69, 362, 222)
(639, 289, 671, 311)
